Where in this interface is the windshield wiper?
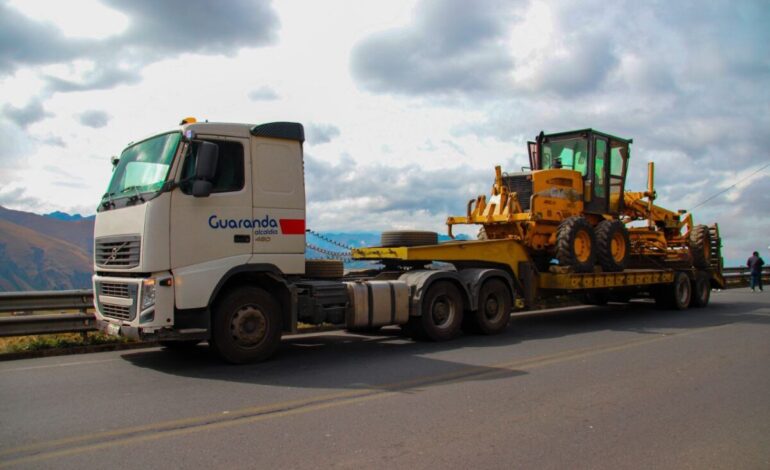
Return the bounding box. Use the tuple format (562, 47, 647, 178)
(101, 192, 116, 209)
(120, 186, 146, 203)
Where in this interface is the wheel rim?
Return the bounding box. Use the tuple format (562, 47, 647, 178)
(611, 231, 626, 262)
(574, 230, 592, 263)
(484, 295, 502, 320)
(230, 305, 268, 348)
(431, 295, 457, 329)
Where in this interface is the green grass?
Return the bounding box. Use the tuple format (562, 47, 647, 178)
(0, 332, 133, 354)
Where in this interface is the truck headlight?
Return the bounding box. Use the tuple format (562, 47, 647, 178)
(141, 279, 156, 310)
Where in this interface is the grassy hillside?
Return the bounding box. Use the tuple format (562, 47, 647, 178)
(0, 206, 94, 255)
(0, 219, 92, 291)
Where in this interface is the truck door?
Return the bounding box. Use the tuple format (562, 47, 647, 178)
(169, 136, 253, 270)
(250, 138, 306, 273)
(585, 135, 609, 214)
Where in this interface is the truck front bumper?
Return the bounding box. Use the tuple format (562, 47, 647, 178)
(92, 272, 175, 339)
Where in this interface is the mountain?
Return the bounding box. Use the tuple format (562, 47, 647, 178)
(45, 211, 87, 222)
(0, 219, 92, 291)
(0, 206, 94, 256)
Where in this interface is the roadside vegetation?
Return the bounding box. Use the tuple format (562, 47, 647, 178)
(0, 332, 133, 354)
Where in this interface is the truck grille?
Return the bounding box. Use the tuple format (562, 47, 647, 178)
(101, 304, 131, 321)
(100, 282, 130, 298)
(95, 236, 141, 268)
(502, 172, 533, 212)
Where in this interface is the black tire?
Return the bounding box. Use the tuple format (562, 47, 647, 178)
(381, 231, 438, 248)
(211, 286, 282, 364)
(595, 220, 630, 272)
(160, 340, 201, 350)
(555, 216, 596, 273)
(689, 225, 711, 269)
(654, 272, 691, 310)
(305, 259, 344, 279)
(410, 281, 464, 341)
(691, 274, 711, 308)
(464, 279, 512, 335)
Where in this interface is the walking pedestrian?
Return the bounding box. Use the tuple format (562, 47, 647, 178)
(747, 251, 765, 292)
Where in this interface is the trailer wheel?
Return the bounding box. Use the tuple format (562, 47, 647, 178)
(595, 220, 630, 272)
(691, 275, 711, 308)
(411, 281, 464, 341)
(555, 216, 596, 273)
(211, 286, 282, 364)
(305, 259, 344, 279)
(654, 272, 691, 310)
(380, 231, 438, 247)
(689, 225, 711, 269)
(466, 279, 511, 335)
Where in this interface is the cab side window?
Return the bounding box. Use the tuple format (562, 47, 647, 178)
(181, 140, 244, 194)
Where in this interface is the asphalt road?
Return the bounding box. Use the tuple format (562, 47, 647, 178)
(0, 289, 768, 469)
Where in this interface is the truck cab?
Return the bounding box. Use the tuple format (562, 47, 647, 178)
(530, 129, 632, 216)
(93, 121, 306, 346)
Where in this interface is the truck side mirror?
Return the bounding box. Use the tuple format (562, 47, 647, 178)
(110, 156, 119, 171)
(192, 180, 213, 198)
(195, 141, 219, 181)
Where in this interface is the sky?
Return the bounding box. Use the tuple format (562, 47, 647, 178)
(0, 0, 768, 264)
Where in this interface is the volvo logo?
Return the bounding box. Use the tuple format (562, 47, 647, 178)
(104, 242, 128, 265)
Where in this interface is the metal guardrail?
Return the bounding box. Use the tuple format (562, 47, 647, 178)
(0, 267, 767, 338)
(0, 314, 96, 337)
(0, 289, 93, 313)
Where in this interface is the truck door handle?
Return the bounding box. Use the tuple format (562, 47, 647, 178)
(234, 234, 251, 243)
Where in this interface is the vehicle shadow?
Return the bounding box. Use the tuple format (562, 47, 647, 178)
(120, 291, 769, 392)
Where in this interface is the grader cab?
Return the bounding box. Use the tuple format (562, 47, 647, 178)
(446, 129, 720, 274)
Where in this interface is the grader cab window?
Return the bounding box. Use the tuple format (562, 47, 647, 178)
(541, 137, 589, 176)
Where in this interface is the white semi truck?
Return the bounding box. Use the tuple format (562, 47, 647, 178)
(93, 119, 723, 363)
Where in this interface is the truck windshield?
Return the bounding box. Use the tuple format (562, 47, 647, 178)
(103, 132, 181, 202)
(541, 137, 589, 176)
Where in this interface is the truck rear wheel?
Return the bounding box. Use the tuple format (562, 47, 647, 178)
(381, 231, 438, 247)
(691, 274, 711, 308)
(410, 281, 464, 341)
(555, 216, 596, 273)
(211, 286, 282, 364)
(467, 279, 511, 335)
(595, 220, 630, 272)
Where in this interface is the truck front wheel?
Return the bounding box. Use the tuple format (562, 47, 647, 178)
(211, 286, 282, 364)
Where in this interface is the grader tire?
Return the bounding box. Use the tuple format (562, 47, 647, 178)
(689, 225, 711, 269)
(555, 216, 596, 273)
(595, 220, 630, 272)
(305, 259, 344, 279)
(380, 231, 438, 247)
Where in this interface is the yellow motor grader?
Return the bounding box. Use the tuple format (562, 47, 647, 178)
(446, 129, 721, 273)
